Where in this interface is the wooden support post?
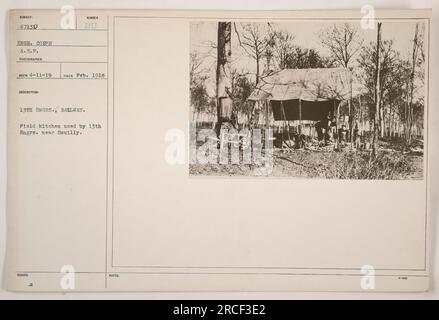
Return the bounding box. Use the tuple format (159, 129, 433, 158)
(265, 100, 269, 129)
(358, 95, 362, 133)
(334, 100, 341, 150)
(298, 99, 302, 134)
(264, 100, 269, 147)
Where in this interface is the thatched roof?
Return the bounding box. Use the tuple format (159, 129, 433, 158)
(248, 68, 356, 102)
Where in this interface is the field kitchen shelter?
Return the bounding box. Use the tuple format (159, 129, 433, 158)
(248, 68, 354, 127)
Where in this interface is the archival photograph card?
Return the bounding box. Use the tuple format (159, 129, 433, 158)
(6, 9, 431, 292)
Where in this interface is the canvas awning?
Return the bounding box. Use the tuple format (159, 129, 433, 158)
(248, 68, 355, 102)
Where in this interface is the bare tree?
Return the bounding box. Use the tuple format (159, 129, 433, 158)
(190, 52, 210, 123)
(319, 23, 363, 68)
(215, 22, 234, 135)
(190, 52, 203, 83)
(372, 23, 382, 157)
(406, 23, 423, 144)
(271, 31, 295, 70)
(358, 39, 400, 132)
(320, 23, 364, 141)
(234, 23, 274, 85)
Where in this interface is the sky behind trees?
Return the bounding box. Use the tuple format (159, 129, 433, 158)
(190, 20, 425, 97)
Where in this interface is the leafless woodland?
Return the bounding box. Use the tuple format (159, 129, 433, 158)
(189, 21, 426, 179)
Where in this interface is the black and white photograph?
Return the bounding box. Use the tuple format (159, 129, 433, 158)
(189, 20, 427, 179)
(2, 6, 435, 298)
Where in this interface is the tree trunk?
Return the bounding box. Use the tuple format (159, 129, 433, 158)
(348, 99, 353, 142)
(215, 22, 233, 136)
(256, 56, 260, 86)
(389, 109, 395, 138)
(358, 95, 363, 133)
(372, 23, 382, 157)
(407, 23, 419, 145)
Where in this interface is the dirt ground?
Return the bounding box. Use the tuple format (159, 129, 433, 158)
(189, 142, 424, 180)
